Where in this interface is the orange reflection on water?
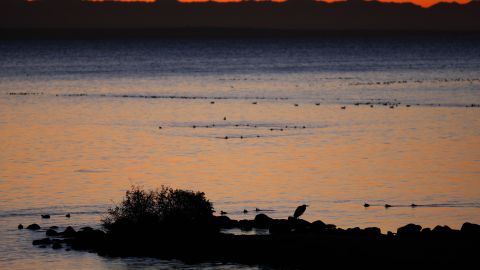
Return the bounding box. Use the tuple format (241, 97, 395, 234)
(1, 96, 479, 232)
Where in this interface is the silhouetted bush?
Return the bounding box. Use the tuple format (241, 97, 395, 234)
(102, 186, 215, 235)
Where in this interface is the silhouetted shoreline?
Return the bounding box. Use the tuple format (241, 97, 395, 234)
(27, 215, 480, 267)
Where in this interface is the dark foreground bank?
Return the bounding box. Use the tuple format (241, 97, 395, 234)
(24, 187, 480, 267)
(27, 215, 480, 268)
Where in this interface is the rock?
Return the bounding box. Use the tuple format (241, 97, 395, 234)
(364, 227, 382, 237)
(62, 226, 76, 237)
(32, 238, 52, 245)
(66, 213, 71, 218)
(238, 219, 254, 231)
(18, 224, 23, 230)
(80, 227, 94, 232)
(421, 228, 432, 237)
(397, 224, 422, 238)
(291, 219, 311, 233)
(46, 229, 59, 237)
(254, 214, 273, 228)
(311, 220, 327, 232)
(432, 225, 457, 237)
(325, 224, 337, 231)
(26, 224, 41, 230)
(269, 219, 291, 234)
(461, 222, 480, 237)
(214, 216, 234, 229)
(41, 214, 50, 219)
(52, 242, 62, 249)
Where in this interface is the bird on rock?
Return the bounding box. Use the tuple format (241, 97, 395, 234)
(293, 204, 309, 219)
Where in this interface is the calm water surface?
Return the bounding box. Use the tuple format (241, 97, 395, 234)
(1, 36, 480, 269)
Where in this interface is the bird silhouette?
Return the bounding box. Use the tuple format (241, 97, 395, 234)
(364, 203, 370, 208)
(293, 204, 308, 219)
(385, 204, 392, 208)
(243, 209, 248, 214)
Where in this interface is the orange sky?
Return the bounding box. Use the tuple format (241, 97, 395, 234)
(106, 0, 472, 8)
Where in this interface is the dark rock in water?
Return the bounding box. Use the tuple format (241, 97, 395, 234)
(291, 219, 311, 233)
(46, 229, 59, 237)
(214, 216, 235, 229)
(41, 214, 50, 219)
(432, 225, 458, 237)
(397, 224, 422, 238)
(32, 238, 52, 246)
(461, 222, 480, 237)
(325, 224, 337, 231)
(238, 219, 254, 231)
(254, 214, 273, 228)
(421, 228, 432, 237)
(26, 224, 41, 230)
(66, 213, 71, 218)
(80, 227, 94, 232)
(364, 227, 382, 237)
(269, 219, 291, 234)
(62, 226, 77, 237)
(311, 220, 327, 232)
(52, 242, 62, 249)
(18, 224, 23, 230)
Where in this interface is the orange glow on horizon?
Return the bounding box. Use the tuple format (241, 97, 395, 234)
(85, 0, 473, 8)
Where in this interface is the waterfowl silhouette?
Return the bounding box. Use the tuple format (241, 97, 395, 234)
(293, 204, 308, 219)
(255, 208, 261, 212)
(341, 106, 346, 110)
(223, 117, 226, 120)
(364, 203, 370, 208)
(410, 204, 417, 208)
(385, 204, 392, 208)
(243, 209, 248, 214)
(66, 213, 71, 218)
(41, 214, 50, 219)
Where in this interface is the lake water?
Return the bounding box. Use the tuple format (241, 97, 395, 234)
(1, 35, 480, 269)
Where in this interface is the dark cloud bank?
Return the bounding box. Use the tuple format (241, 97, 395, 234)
(1, 0, 480, 37)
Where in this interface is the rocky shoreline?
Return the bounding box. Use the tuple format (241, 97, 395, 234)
(25, 214, 480, 268)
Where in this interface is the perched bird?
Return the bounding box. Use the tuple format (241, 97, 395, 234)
(293, 204, 309, 219)
(243, 209, 248, 214)
(41, 214, 50, 219)
(364, 203, 370, 208)
(66, 213, 71, 218)
(385, 204, 392, 208)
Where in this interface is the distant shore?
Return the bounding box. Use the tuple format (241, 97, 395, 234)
(1, 28, 480, 40)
